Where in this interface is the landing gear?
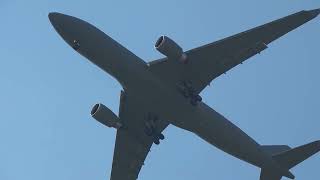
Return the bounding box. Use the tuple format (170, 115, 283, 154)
(144, 113, 165, 145)
(153, 138, 160, 145)
(194, 94, 202, 102)
(152, 133, 164, 145)
(190, 94, 202, 106)
(178, 81, 202, 106)
(158, 133, 165, 140)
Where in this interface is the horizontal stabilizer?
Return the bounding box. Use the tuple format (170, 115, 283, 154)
(273, 140, 320, 169)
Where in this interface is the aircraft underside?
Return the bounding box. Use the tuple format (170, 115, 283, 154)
(49, 8, 320, 180)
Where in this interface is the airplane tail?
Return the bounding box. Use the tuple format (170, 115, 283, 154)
(260, 140, 320, 180)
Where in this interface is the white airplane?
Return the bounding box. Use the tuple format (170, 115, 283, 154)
(49, 9, 320, 180)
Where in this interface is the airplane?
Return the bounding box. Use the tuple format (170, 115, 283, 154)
(49, 9, 320, 180)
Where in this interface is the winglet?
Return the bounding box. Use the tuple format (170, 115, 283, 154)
(307, 8, 320, 18)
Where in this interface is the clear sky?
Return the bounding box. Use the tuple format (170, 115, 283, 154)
(0, 1, 319, 180)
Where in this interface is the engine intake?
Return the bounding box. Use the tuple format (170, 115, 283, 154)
(91, 103, 122, 129)
(155, 36, 187, 63)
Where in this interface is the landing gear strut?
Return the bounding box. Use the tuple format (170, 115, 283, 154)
(144, 113, 165, 145)
(178, 81, 202, 106)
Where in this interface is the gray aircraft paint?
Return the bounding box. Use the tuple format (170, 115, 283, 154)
(49, 9, 320, 180)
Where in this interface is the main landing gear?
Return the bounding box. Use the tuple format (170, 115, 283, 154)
(178, 81, 202, 106)
(144, 113, 165, 145)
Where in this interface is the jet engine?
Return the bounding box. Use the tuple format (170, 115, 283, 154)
(155, 36, 187, 63)
(91, 103, 122, 129)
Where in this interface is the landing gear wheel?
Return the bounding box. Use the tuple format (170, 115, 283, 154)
(153, 138, 160, 145)
(195, 95, 202, 102)
(158, 133, 165, 140)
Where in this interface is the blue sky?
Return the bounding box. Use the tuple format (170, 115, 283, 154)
(0, 1, 319, 179)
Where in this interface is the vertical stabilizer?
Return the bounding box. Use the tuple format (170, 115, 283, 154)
(260, 169, 282, 180)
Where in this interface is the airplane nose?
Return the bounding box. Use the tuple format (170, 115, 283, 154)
(48, 12, 56, 22)
(48, 12, 61, 27)
(48, 12, 66, 34)
(48, 12, 82, 49)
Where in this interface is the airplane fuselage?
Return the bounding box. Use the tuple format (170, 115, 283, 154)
(125, 52, 278, 170)
(49, 12, 291, 176)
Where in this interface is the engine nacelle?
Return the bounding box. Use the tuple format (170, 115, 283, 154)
(155, 35, 187, 63)
(91, 103, 122, 129)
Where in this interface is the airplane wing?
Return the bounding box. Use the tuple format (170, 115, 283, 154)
(110, 91, 169, 180)
(148, 9, 320, 94)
